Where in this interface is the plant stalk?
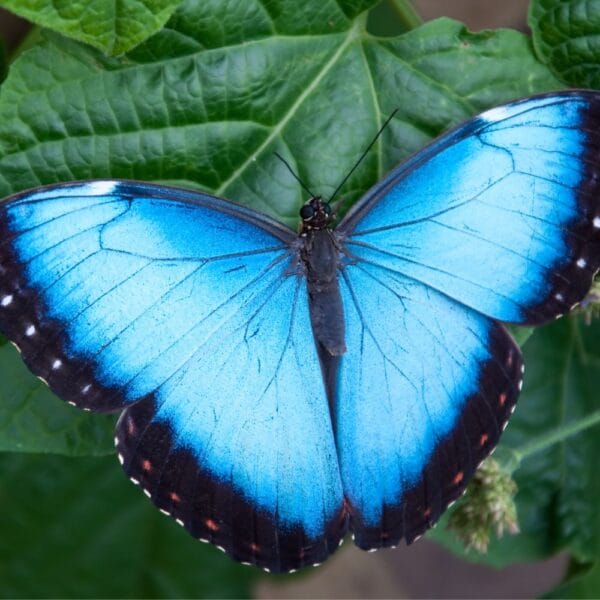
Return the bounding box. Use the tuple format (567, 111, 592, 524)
(513, 409, 600, 462)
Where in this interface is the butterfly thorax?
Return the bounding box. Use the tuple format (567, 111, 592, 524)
(299, 197, 346, 366)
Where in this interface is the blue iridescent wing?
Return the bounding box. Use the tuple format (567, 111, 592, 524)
(336, 266, 521, 546)
(338, 91, 600, 324)
(333, 91, 600, 546)
(0, 181, 345, 572)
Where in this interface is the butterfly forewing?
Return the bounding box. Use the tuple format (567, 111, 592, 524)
(338, 91, 600, 325)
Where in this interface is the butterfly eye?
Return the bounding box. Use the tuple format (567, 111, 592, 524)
(300, 204, 315, 220)
(323, 204, 332, 216)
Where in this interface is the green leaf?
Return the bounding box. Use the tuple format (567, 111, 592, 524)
(431, 317, 600, 567)
(545, 559, 600, 599)
(0, 5, 560, 456)
(0, 10, 559, 448)
(0, 337, 115, 455)
(0, 453, 258, 598)
(509, 325, 535, 347)
(529, 0, 600, 88)
(0, 9, 560, 220)
(0, 0, 182, 56)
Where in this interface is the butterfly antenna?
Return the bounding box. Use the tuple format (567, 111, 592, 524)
(329, 109, 399, 206)
(274, 152, 317, 199)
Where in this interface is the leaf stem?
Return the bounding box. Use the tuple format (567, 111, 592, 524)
(386, 0, 423, 30)
(513, 409, 600, 462)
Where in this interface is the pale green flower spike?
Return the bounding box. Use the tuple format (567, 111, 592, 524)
(447, 458, 519, 553)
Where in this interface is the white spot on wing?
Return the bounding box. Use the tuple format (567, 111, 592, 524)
(52, 359, 62, 370)
(25, 325, 36, 336)
(1, 294, 13, 306)
(480, 104, 514, 122)
(594, 216, 600, 228)
(85, 181, 118, 196)
(577, 258, 587, 268)
(28, 180, 118, 201)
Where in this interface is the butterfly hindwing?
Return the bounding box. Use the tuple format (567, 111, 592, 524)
(336, 263, 522, 547)
(0, 181, 346, 572)
(115, 268, 347, 571)
(338, 91, 600, 325)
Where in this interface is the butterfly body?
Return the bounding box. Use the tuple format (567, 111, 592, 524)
(1, 91, 600, 572)
(299, 197, 346, 359)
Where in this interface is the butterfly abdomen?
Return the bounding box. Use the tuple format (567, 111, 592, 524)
(301, 228, 346, 357)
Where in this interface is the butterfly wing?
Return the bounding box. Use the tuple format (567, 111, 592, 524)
(0, 181, 345, 571)
(336, 265, 522, 547)
(338, 91, 600, 325)
(333, 90, 600, 547)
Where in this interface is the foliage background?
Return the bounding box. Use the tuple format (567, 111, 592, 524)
(0, 0, 599, 597)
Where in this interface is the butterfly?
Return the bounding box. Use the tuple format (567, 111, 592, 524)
(0, 91, 599, 573)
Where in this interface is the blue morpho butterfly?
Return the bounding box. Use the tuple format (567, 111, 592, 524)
(0, 90, 599, 573)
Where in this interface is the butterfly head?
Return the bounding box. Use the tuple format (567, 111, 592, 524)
(300, 196, 332, 232)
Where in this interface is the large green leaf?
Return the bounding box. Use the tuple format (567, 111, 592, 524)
(0, 453, 257, 598)
(0, 0, 183, 56)
(0, 1, 560, 456)
(431, 316, 600, 567)
(0, 7, 559, 217)
(529, 0, 600, 88)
